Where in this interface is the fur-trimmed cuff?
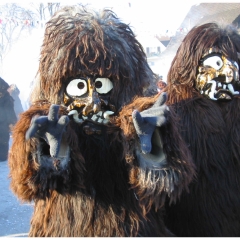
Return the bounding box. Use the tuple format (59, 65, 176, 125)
(30, 154, 71, 198)
(133, 149, 185, 210)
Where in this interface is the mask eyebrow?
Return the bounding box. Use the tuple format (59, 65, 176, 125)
(201, 52, 222, 61)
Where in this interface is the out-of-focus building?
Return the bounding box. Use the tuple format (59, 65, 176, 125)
(136, 35, 166, 75)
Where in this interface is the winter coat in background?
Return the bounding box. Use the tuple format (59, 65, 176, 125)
(0, 77, 17, 161)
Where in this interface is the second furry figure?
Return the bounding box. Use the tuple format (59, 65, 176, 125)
(163, 23, 240, 236)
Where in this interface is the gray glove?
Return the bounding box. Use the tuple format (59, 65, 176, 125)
(132, 92, 168, 154)
(25, 104, 69, 158)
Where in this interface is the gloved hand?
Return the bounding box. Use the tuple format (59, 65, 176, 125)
(25, 104, 69, 158)
(132, 92, 168, 154)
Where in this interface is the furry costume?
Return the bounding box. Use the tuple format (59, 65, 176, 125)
(0, 77, 17, 161)
(161, 23, 240, 236)
(8, 5, 194, 237)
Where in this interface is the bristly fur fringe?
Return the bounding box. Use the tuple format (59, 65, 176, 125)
(116, 95, 195, 212)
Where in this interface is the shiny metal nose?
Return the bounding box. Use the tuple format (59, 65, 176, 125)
(221, 62, 235, 83)
(82, 78, 101, 116)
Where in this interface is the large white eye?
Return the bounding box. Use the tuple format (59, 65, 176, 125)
(66, 79, 87, 97)
(95, 78, 113, 94)
(203, 56, 223, 70)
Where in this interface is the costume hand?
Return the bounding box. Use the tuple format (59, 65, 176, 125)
(25, 104, 69, 158)
(132, 92, 168, 154)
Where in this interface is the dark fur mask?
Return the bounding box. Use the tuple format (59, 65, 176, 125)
(31, 5, 154, 113)
(166, 22, 240, 103)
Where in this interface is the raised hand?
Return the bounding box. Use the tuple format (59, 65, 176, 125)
(25, 104, 69, 158)
(132, 92, 168, 154)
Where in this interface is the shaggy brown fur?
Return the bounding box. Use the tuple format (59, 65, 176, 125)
(8, 5, 194, 237)
(31, 5, 155, 110)
(9, 102, 85, 201)
(163, 23, 240, 236)
(116, 94, 195, 212)
(9, 100, 178, 237)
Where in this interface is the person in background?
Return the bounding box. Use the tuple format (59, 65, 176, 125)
(156, 76, 167, 93)
(0, 77, 17, 161)
(8, 84, 24, 118)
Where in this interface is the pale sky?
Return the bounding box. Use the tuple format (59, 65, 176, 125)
(2, 1, 199, 36)
(59, 0, 199, 36)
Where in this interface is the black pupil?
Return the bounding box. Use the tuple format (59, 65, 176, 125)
(95, 81, 102, 88)
(77, 82, 85, 89)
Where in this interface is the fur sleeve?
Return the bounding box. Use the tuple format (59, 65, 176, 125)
(8, 101, 84, 201)
(115, 95, 195, 211)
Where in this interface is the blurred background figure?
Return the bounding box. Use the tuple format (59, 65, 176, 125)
(156, 76, 167, 93)
(8, 84, 24, 118)
(0, 77, 17, 161)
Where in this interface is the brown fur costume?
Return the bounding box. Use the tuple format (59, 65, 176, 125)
(8, 5, 194, 237)
(162, 23, 240, 236)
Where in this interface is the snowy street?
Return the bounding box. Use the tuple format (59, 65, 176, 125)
(0, 141, 33, 237)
